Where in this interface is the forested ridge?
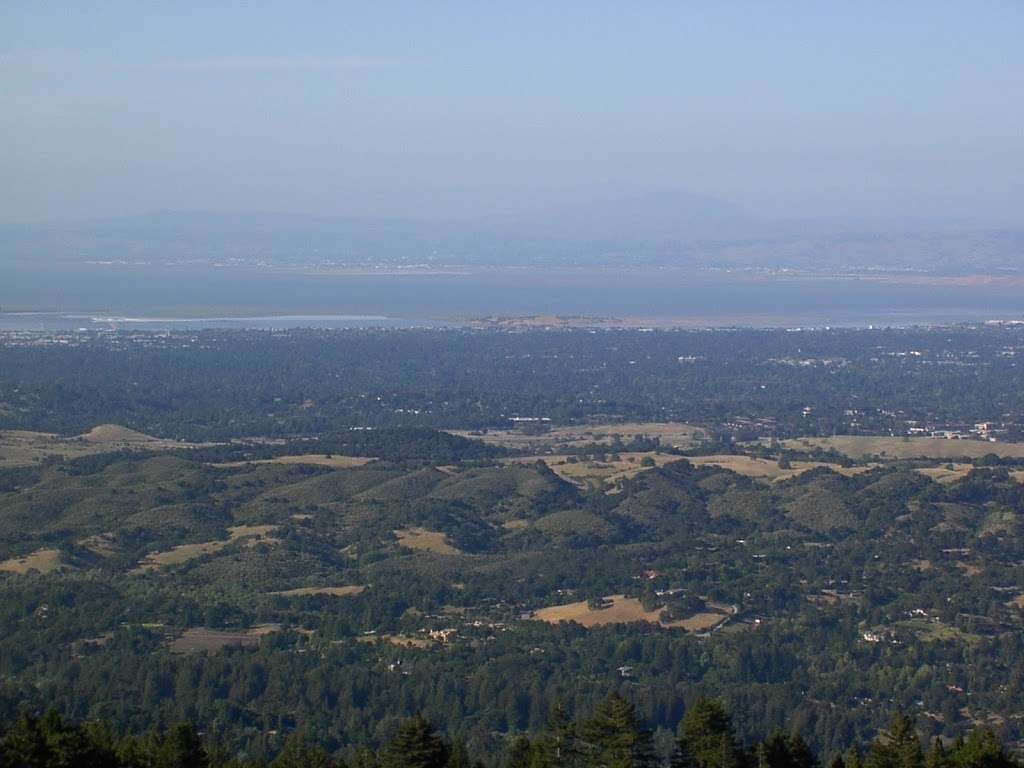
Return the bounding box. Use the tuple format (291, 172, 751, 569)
(3, 328, 1024, 763)
(3, 698, 1019, 768)
(2, 326, 1022, 439)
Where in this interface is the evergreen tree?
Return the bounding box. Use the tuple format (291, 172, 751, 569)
(504, 736, 533, 768)
(679, 698, 744, 768)
(380, 715, 449, 768)
(758, 734, 818, 768)
(271, 733, 337, 768)
(579, 693, 657, 768)
(865, 714, 923, 768)
(156, 723, 210, 768)
(533, 701, 580, 768)
(447, 739, 472, 768)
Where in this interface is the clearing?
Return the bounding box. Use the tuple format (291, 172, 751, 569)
(169, 624, 282, 654)
(134, 525, 278, 572)
(915, 464, 974, 484)
(0, 548, 66, 575)
(210, 454, 375, 469)
(0, 424, 216, 468)
(357, 633, 433, 649)
(268, 585, 366, 597)
(780, 436, 1024, 460)
(505, 452, 680, 490)
(532, 594, 733, 632)
(687, 455, 875, 482)
(393, 528, 462, 555)
(451, 421, 702, 451)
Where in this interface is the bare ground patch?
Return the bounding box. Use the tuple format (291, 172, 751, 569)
(505, 452, 680, 490)
(210, 455, 375, 469)
(268, 585, 366, 597)
(393, 528, 462, 555)
(450, 422, 702, 451)
(688, 455, 875, 482)
(0, 425, 218, 468)
(781, 436, 1024, 460)
(916, 464, 974, 484)
(531, 594, 734, 632)
(0, 548, 67, 575)
(357, 633, 434, 648)
(169, 624, 282, 654)
(134, 525, 278, 573)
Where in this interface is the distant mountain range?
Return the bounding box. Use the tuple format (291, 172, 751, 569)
(1, 191, 1021, 274)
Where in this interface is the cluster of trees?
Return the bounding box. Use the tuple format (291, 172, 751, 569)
(2, 449, 1024, 756)
(2, 698, 1019, 768)
(2, 326, 1022, 440)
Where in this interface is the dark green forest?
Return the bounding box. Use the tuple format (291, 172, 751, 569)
(2, 327, 1024, 764)
(3, 699, 1020, 768)
(1, 326, 1022, 439)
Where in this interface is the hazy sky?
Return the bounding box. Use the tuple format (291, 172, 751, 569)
(2, 2, 1022, 224)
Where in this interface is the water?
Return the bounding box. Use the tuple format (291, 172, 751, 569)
(1, 262, 1022, 330)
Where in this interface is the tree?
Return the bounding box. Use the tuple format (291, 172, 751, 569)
(579, 693, 657, 768)
(532, 700, 580, 768)
(678, 698, 744, 768)
(156, 723, 209, 768)
(504, 735, 533, 768)
(757, 734, 818, 768)
(271, 733, 337, 768)
(865, 714, 923, 768)
(380, 715, 449, 768)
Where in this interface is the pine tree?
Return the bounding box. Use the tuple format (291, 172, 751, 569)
(448, 739, 472, 768)
(380, 715, 450, 768)
(580, 693, 657, 768)
(156, 723, 209, 768)
(865, 714, 923, 768)
(533, 701, 580, 768)
(271, 733, 336, 768)
(679, 698, 744, 768)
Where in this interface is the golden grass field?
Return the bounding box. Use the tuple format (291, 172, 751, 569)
(687, 455, 876, 482)
(915, 464, 975, 484)
(0, 425, 215, 468)
(134, 524, 278, 572)
(451, 421, 702, 451)
(393, 527, 462, 555)
(210, 454, 375, 469)
(0, 547, 66, 575)
(268, 585, 366, 597)
(532, 594, 733, 632)
(781, 435, 1024, 460)
(506, 452, 681, 490)
(169, 624, 281, 654)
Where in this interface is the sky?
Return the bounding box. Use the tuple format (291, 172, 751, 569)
(1, 1, 1022, 225)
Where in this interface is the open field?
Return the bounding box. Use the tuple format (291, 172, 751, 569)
(531, 594, 732, 632)
(268, 585, 366, 597)
(780, 436, 1024, 460)
(76, 533, 118, 558)
(897, 619, 983, 645)
(687, 455, 876, 482)
(451, 421, 702, 451)
(665, 611, 734, 632)
(0, 424, 217, 468)
(393, 528, 462, 555)
(169, 624, 282, 654)
(356, 633, 433, 649)
(505, 452, 681, 489)
(915, 464, 974, 484)
(0, 547, 66, 575)
(134, 525, 278, 572)
(210, 454, 375, 469)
